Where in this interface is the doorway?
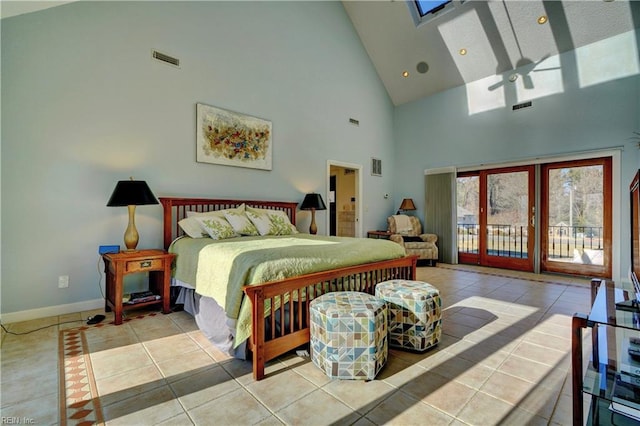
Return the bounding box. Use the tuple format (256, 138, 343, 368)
(327, 161, 362, 237)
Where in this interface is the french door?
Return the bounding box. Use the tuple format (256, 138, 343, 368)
(457, 157, 612, 277)
(458, 166, 535, 272)
(540, 158, 611, 278)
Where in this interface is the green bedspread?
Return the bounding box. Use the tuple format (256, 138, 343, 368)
(169, 234, 406, 346)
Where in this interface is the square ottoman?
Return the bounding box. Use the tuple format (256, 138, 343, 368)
(310, 291, 387, 380)
(375, 280, 442, 352)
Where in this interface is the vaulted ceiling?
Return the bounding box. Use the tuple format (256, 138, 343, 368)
(342, 0, 640, 105)
(3, 1, 639, 107)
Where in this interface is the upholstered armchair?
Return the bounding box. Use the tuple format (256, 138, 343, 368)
(387, 215, 438, 266)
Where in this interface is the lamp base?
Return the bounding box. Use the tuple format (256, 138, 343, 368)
(309, 209, 318, 235)
(123, 205, 140, 251)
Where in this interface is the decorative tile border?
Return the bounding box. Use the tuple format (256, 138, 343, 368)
(58, 312, 159, 425)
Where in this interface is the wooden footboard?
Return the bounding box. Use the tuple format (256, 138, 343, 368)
(243, 255, 418, 381)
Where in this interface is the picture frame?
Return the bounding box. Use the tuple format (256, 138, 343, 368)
(196, 103, 272, 170)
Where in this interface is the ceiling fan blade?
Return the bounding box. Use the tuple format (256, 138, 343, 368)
(523, 74, 534, 89)
(488, 80, 505, 91)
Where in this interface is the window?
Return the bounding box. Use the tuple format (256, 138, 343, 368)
(415, 0, 451, 17)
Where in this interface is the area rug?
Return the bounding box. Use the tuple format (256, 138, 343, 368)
(58, 312, 159, 426)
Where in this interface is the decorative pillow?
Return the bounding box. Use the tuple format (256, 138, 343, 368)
(223, 210, 259, 236)
(179, 206, 245, 238)
(178, 217, 209, 238)
(194, 216, 238, 240)
(246, 207, 298, 236)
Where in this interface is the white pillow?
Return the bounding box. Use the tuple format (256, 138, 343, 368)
(246, 207, 298, 236)
(223, 210, 259, 236)
(195, 216, 238, 240)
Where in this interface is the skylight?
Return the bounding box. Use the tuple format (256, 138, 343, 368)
(415, 0, 451, 17)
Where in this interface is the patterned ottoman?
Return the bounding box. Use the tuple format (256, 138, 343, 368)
(310, 291, 388, 380)
(375, 280, 442, 352)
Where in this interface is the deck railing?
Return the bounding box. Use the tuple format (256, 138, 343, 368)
(457, 223, 603, 261)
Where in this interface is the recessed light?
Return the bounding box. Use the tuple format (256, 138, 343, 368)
(402, 70, 409, 78)
(459, 48, 467, 56)
(537, 15, 548, 24)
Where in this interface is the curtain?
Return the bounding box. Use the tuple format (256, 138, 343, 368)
(425, 168, 456, 264)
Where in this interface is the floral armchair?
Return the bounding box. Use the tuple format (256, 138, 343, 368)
(387, 215, 438, 266)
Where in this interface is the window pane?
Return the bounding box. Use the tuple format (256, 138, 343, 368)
(547, 165, 604, 266)
(415, 0, 450, 17)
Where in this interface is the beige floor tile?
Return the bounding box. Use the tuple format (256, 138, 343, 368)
(400, 370, 476, 417)
(0, 391, 58, 425)
(156, 412, 195, 425)
(143, 333, 202, 363)
(511, 340, 569, 367)
(275, 388, 362, 425)
(498, 353, 567, 387)
(457, 391, 518, 425)
(169, 364, 240, 410)
(189, 387, 272, 425)
(364, 390, 454, 426)
(97, 364, 166, 407)
(0, 369, 58, 408)
(102, 385, 185, 425)
(480, 370, 559, 419)
(246, 368, 317, 412)
(155, 348, 217, 381)
(322, 377, 399, 414)
(90, 342, 154, 380)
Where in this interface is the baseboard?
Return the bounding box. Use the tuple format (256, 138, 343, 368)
(0, 299, 104, 324)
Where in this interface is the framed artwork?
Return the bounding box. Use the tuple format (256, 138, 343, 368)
(196, 103, 272, 170)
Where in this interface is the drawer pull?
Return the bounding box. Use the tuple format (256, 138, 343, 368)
(140, 260, 152, 268)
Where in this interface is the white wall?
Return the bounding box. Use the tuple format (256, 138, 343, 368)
(393, 29, 640, 279)
(1, 1, 396, 316)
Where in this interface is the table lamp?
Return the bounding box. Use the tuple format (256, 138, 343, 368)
(107, 177, 159, 251)
(300, 193, 327, 235)
(397, 198, 416, 215)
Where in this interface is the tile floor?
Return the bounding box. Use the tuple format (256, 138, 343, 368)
(1, 264, 597, 425)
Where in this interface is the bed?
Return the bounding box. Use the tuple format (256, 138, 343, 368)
(160, 196, 418, 380)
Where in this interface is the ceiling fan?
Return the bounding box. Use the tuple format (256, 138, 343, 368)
(488, 53, 560, 91)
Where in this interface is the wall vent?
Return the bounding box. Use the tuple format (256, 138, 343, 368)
(349, 118, 360, 126)
(512, 101, 532, 111)
(371, 158, 382, 177)
(152, 50, 180, 68)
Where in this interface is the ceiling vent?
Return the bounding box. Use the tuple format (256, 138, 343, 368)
(512, 101, 532, 111)
(349, 118, 360, 126)
(152, 50, 180, 68)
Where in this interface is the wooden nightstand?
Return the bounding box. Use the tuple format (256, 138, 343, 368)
(367, 230, 392, 239)
(102, 249, 176, 325)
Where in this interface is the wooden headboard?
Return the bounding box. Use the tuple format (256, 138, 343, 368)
(159, 197, 299, 249)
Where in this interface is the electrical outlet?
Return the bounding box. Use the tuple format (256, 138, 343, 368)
(58, 275, 69, 288)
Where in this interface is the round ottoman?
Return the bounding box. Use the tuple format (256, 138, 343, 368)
(310, 291, 388, 380)
(375, 280, 442, 352)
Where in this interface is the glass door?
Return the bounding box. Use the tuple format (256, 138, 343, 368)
(481, 166, 535, 271)
(540, 158, 611, 278)
(457, 166, 535, 272)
